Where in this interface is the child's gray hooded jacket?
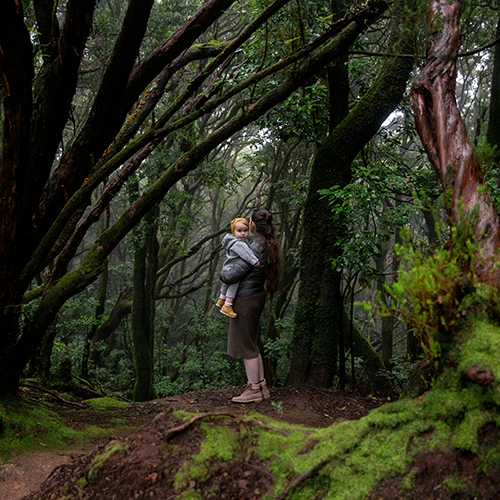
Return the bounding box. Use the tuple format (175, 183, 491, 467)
(221, 234, 259, 268)
(220, 236, 264, 297)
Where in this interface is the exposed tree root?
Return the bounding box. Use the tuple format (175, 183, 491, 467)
(21, 383, 89, 408)
(164, 411, 238, 441)
(278, 459, 330, 500)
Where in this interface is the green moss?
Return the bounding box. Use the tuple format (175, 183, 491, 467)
(478, 443, 500, 473)
(172, 409, 198, 421)
(443, 474, 469, 492)
(172, 375, 498, 499)
(174, 416, 237, 491)
(109, 417, 127, 426)
(247, 327, 500, 498)
(88, 442, 127, 481)
(198, 423, 237, 461)
(451, 408, 492, 451)
(0, 395, 80, 459)
(266, 319, 500, 499)
(84, 397, 130, 408)
(246, 410, 317, 433)
(76, 477, 88, 490)
(177, 490, 201, 500)
(79, 424, 118, 439)
(457, 318, 500, 383)
(400, 467, 418, 490)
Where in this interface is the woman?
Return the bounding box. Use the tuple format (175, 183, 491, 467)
(220, 208, 281, 403)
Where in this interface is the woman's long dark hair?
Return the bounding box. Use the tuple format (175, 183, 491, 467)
(251, 208, 281, 298)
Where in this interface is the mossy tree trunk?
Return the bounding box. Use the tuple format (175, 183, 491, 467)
(287, 0, 351, 389)
(90, 292, 133, 366)
(82, 210, 110, 380)
(131, 207, 159, 402)
(81, 261, 108, 381)
(376, 249, 395, 367)
(289, 2, 414, 386)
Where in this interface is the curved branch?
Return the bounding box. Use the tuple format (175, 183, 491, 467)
(157, 228, 227, 278)
(16, 0, 388, 370)
(125, 0, 236, 101)
(411, 0, 500, 282)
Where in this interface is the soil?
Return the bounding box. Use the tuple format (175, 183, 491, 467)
(0, 385, 383, 500)
(2, 385, 499, 499)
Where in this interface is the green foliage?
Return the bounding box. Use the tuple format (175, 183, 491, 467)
(380, 355, 421, 396)
(319, 154, 420, 280)
(264, 315, 294, 386)
(155, 312, 244, 396)
(261, 83, 330, 144)
(377, 216, 478, 365)
(478, 136, 500, 212)
(197, 158, 243, 189)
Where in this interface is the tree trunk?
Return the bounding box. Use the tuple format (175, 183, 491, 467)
(39, 318, 59, 386)
(411, 0, 500, 283)
(289, 0, 351, 389)
(290, 10, 414, 386)
(131, 207, 159, 402)
(90, 292, 132, 365)
(81, 260, 108, 380)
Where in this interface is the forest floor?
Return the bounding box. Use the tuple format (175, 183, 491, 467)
(0, 385, 384, 500)
(3, 384, 499, 499)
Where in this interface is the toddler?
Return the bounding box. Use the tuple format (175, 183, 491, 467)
(216, 217, 260, 317)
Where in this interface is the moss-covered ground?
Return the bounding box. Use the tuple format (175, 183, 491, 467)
(0, 395, 82, 459)
(0, 394, 135, 461)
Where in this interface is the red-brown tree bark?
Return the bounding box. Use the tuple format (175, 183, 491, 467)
(411, 0, 500, 282)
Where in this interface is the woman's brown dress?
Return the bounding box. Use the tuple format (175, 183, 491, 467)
(227, 290, 266, 359)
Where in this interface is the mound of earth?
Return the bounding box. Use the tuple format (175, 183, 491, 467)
(7, 385, 500, 500)
(1, 385, 381, 500)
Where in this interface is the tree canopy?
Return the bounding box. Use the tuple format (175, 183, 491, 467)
(2, 0, 500, 404)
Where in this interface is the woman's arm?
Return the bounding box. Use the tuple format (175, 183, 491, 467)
(220, 258, 253, 284)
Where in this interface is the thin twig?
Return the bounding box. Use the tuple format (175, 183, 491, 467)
(347, 49, 415, 58)
(249, 418, 291, 436)
(347, 35, 500, 59)
(117, 394, 133, 403)
(459, 35, 500, 57)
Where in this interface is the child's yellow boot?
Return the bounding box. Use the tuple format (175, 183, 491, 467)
(220, 304, 237, 318)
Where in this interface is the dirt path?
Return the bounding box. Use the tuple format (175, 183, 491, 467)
(0, 448, 90, 500)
